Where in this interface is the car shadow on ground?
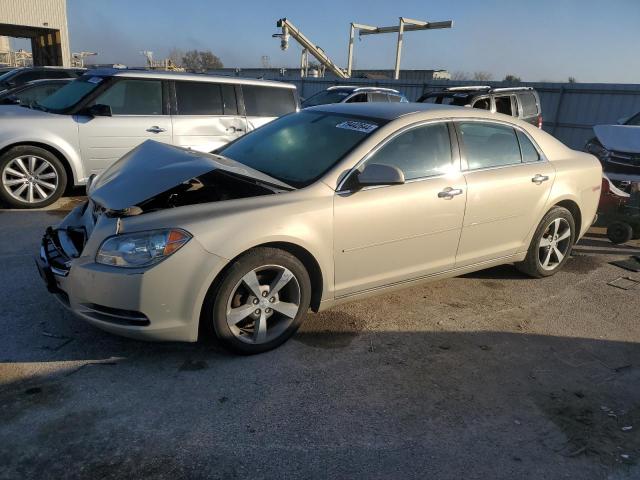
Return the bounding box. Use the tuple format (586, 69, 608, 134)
(1, 322, 639, 479)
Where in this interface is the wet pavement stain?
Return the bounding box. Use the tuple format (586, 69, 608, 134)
(295, 311, 365, 349)
(563, 255, 602, 274)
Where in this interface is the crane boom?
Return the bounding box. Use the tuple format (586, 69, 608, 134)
(275, 18, 348, 79)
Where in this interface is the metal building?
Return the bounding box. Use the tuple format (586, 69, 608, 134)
(0, 0, 70, 66)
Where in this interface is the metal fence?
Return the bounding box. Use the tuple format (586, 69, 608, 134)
(264, 77, 640, 150)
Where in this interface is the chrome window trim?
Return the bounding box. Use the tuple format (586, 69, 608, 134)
(453, 117, 548, 173)
(336, 119, 459, 193)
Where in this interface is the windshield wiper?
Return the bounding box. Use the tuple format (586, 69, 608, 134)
(31, 101, 50, 113)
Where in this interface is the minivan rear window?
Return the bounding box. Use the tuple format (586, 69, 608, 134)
(520, 92, 538, 117)
(176, 81, 224, 115)
(242, 85, 296, 117)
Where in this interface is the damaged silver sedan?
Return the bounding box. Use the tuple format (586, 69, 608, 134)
(36, 103, 602, 354)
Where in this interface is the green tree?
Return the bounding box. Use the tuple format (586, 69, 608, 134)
(182, 50, 224, 72)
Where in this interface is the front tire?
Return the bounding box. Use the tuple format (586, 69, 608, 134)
(516, 206, 575, 278)
(206, 247, 311, 354)
(0, 145, 67, 209)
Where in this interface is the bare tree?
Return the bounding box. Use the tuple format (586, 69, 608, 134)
(168, 48, 185, 67)
(182, 49, 224, 72)
(473, 71, 493, 81)
(568, 76, 577, 83)
(451, 70, 469, 80)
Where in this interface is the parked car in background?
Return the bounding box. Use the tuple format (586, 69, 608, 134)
(0, 69, 298, 208)
(417, 86, 543, 128)
(585, 111, 640, 178)
(0, 67, 84, 93)
(0, 78, 72, 106)
(36, 103, 601, 354)
(301, 86, 408, 108)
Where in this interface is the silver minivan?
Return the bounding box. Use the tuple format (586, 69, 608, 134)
(0, 70, 298, 208)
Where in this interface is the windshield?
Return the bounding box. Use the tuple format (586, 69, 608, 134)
(0, 69, 18, 85)
(219, 111, 384, 187)
(301, 90, 352, 108)
(38, 76, 105, 113)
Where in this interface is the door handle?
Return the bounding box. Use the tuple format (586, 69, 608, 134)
(146, 126, 166, 133)
(531, 174, 549, 185)
(438, 187, 464, 199)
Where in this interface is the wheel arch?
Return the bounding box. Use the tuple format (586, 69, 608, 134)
(197, 241, 325, 340)
(0, 141, 79, 187)
(553, 199, 582, 238)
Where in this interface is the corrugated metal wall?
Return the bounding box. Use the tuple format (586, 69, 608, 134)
(264, 77, 640, 149)
(0, 0, 70, 66)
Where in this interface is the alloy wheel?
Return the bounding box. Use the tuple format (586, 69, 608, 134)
(2, 155, 59, 204)
(538, 217, 572, 271)
(225, 265, 301, 344)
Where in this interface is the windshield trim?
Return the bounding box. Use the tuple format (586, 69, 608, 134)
(218, 110, 389, 188)
(37, 75, 113, 114)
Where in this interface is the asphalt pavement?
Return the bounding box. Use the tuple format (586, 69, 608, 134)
(1, 196, 640, 479)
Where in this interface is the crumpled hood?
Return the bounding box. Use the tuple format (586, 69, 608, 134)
(88, 140, 292, 211)
(594, 125, 640, 153)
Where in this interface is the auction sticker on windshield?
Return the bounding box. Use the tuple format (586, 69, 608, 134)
(87, 76, 104, 84)
(336, 120, 378, 134)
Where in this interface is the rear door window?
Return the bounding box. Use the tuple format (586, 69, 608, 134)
(175, 81, 223, 115)
(346, 93, 367, 103)
(458, 122, 522, 169)
(387, 94, 402, 102)
(92, 79, 163, 115)
(242, 85, 296, 117)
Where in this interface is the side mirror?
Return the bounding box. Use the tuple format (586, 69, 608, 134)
(87, 103, 112, 117)
(356, 163, 405, 187)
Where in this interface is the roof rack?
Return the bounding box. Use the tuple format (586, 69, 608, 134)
(353, 86, 400, 93)
(445, 85, 491, 91)
(491, 87, 534, 92)
(327, 85, 359, 90)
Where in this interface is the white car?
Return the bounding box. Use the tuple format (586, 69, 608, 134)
(0, 70, 298, 208)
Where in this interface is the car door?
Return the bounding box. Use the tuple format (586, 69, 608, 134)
(242, 84, 297, 132)
(333, 121, 467, 297)
(454, 121, 555, 267)
(77, 78, 171, 175)
(171, 81, 246, 152)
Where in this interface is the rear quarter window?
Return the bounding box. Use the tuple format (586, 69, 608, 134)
(519, 92, 539, 117)
(242, 85, 296, 117)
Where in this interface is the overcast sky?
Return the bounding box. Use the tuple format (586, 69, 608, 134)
(58, 0, 640, 83)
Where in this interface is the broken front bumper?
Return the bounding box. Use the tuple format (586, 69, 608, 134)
(35, 222, 228, 343)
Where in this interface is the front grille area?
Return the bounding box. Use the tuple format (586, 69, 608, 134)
(41, 228, 72, 276)
(79, 303, 150, 326)
(609, 151, 640, 167)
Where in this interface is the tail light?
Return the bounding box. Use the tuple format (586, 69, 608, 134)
(537, 114, 543, 129)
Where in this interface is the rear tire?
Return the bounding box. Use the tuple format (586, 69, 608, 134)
(516, 206, 575, 278)
(204, 247, 311, 355)
(0, 145, 67, 209)
(607, 221, 633, 245)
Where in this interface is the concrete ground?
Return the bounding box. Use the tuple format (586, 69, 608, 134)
(1, 196, 640, 480)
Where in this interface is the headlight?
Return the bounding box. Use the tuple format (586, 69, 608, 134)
(585, 140, 610, 161)
(96, 229, 191, 268)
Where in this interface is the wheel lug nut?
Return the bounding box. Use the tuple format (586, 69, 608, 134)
(265, 308, 271, 313)
(262, 291, 268, 297)
(254, 309, 261, 315)
(269, 297, 275, 303)
(252, 298, 259, 305)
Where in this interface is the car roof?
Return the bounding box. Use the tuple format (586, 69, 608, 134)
(84, 69, 297, 89)
(307, 102, 461, 120)
(425, 86, 535, 96)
